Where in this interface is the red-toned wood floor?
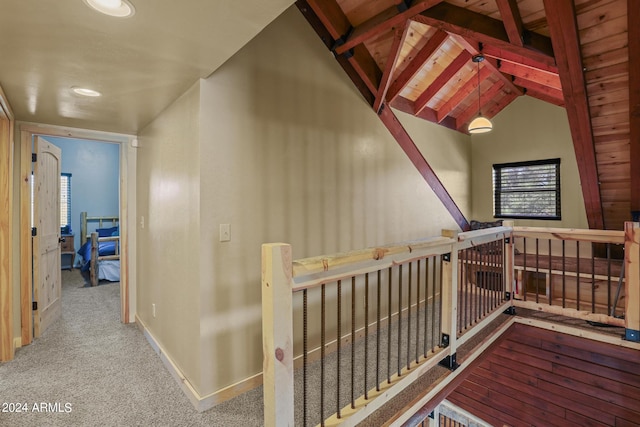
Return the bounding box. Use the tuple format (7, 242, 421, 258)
(447, 323, 640, 427)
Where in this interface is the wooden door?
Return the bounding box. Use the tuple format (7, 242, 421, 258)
(33, 136, 62, 337)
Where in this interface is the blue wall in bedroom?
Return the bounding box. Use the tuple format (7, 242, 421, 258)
(44, 137, 120, 261)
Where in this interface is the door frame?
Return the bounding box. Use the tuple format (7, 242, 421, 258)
(19, 123, 137, 346)
(0, 86, 14, 362)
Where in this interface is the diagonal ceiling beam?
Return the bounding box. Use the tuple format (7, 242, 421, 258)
(378, 103, 470, 230)
(334, 0, 446, 56)
(391, 96, 458, 131)
(495, 0, 524, 46)
(513, 77, 564, 105)
(543, 0, 604, 229)
(386, 29, 449, 103)
(297, 0, 469, 230)
(374, 24, 410, 113)
(482, 44, 557, 73)
(303, 0, 382, 95)
(296, 0, 375, 106)
(498, 61, 561, 90)
(413, 2, 555, 66)
(630, 0, 640, 214)
(414, 50, 471, 115)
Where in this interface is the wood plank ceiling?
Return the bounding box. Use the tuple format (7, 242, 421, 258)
(296, 0, 635, 231)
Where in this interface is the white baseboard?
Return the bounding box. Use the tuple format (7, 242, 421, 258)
(135, 315, 262, 413)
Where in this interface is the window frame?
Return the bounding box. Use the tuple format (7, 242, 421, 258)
(493, 158, 561, 220)
(60, 173, 72, 232)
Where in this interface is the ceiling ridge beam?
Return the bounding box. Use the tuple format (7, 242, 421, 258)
(543, 0, 604, 229)
(414, 2, 555, 66)
(378, 104, 470, 230)
(335, 0, 446, 55)
(496, 0, 525, 47)
(414, 50, 471, 115)
(375, 23, 411, 113)
(386, 29, 449, 104)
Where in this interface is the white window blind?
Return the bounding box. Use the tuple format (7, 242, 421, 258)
(493, 158, 561, 220)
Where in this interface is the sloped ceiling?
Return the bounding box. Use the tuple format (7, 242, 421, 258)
(0, 0, 293, 134)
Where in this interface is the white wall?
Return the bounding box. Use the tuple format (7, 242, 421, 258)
(470, 96, 588, 228)
(136, 82, 203, 394)
(196, 6, 470, 395)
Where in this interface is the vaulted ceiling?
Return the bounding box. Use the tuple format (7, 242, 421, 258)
(0, 0, 637, 231)
(296, 0, 638, 231)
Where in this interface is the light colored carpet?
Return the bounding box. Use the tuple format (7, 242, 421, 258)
(0, 270, 264, 427)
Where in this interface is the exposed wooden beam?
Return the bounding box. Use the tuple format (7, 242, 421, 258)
(386, 30, 449, 103)
(484, 91, 518, 118)
(451, 35, 523, 97)
(374, 25, 410, 113)
(305, 0, 350, 40)
(350, 45, 383, 94)
(391, 96, 458, 131)
(414, 2, 554, 66)
(296, 0, 375, 106)
(436, 65, 493, 123)
(630, 0, 640, 213)
(495, 0, 524, 47)
(378, 104, 470, 230)
(482, 44, 558, 74)
(543, 0, 604, 229)
(414, 50, 471, 115)
(335, 0, 446, 55)
(498, 61, 561, 90)
(512, 77, 564, 105)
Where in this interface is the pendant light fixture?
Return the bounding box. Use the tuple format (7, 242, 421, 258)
(468, 54, 493, 134)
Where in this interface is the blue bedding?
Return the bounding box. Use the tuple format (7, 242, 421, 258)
(77, 240, 117, 272)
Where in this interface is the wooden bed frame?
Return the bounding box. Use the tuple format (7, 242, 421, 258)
(80, 211, 120, 287)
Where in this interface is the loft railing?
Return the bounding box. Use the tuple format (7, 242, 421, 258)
(262, 222, 640, 426)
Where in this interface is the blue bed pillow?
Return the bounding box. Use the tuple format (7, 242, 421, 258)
(97, 226, 118, 237)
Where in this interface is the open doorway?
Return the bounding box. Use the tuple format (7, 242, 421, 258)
(19, 124, 136, 347)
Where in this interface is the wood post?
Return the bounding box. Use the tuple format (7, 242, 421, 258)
(624, 222, 640, 341)
(261, 243, 295, 427)
(440, 231, 459, 368)
(90, 232, 99, 287)
(503, 221, 515, 304)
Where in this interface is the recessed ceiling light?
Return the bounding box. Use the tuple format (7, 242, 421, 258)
(72, 87, 102, 97)
(83, 0, 135, 18)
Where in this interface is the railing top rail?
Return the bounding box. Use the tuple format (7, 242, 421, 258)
(291, 235, 455, 292)
(456, 226, 512, 249)
(513, 226, 624, 244)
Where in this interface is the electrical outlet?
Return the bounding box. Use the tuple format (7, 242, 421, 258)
(152, 303, 156, 318)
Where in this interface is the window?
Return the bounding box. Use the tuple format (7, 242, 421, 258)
(493, 158, 560, 220)
(31, 173, 72, 232)
(60, 173, 72, 231)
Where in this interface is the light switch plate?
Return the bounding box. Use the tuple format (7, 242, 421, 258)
(220, 224, 231, 242)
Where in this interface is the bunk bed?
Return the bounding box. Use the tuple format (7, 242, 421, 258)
(78, 211, 120, 286)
